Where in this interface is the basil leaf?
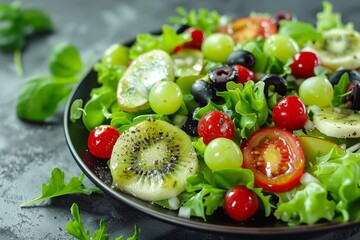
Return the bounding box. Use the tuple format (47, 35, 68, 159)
(49, 43, 83, 77)
(16, 75, 74, 122)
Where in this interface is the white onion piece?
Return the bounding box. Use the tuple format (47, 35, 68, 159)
(300, 172, 319, 185)
(339, 143, 347, 151)
(168, 197, 180, 210)
(178, 206, 191, 219)
(303, 119, 315, 131)
(346, 142, 360, 153)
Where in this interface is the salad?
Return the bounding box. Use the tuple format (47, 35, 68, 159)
(70, 1, 360, 227)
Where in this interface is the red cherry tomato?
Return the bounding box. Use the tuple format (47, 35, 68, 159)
(224, 185, 259, 221)
(198, 110, 235, 144)
(241, 127, 305, 192)
(272, 96, 308, 131)
(218, 16, 277, 43)
(290, 51, 320, 79)
(174, 28, 206, 53)
(88, 125, 120, 159)
(183, 28, 205, 49)
(232, 64, 255, 84)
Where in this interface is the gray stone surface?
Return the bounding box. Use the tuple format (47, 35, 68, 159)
(0, 0, 360, 239)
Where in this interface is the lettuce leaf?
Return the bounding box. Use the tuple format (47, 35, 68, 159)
(309, 150, 360, 222)
(129, 24, 190, 60)
(194, 81, 268, 139)
(274, 182, 336, 226)
(316, 1, 352, 32)
(181, 165, 273, 221)
(279, 21, 323, 49)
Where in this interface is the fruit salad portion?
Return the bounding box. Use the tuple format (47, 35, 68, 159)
(71, 2, 360, 226)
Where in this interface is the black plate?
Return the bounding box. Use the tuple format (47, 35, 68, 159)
(63, 36, 360, 240)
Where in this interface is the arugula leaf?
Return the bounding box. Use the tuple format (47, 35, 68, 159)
(66, 203, 140, 240)
(20, 168, 100, 207)
(332, 73, 350, 107)
(168, 7, 222, 35)
(16, 43, 83, 122)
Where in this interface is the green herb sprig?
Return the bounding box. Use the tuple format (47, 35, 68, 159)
(20, 167, 100, 207)
(66, 203, 140, 240)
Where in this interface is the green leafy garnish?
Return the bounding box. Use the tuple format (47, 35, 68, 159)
(279, 20, 323, 48)
(0, 2, 53, 76)
(66, 203, 140, 240)
(309, 149, 360, 222)
(274, 182, 336, 226)
(316, 1, 352, 32)
(168, 7, 222, 35)
(16, 43, 84, 122)
(332, 73, 350, 107)
(0, 2, 52, 52)
(195, 81, 268, 139)
(179, 167, 273, 221)
(70, 99, 85, 122)
(20, 168, 100, 207)
(129, 24, 189, 60)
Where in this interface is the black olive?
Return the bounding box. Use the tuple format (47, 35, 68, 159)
(346, 81, 360, 110)
(272, 11, 296, 28)
(226, 50, 256, 68)
(181, 114, 199, 136)
(208, 66, 238, 91)
(259, 74, 288, 98)
(191, 79, 221, 106)
(329, 69, 360, 85)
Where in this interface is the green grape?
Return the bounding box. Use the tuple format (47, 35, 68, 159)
(263, 34, 299, 63)
(204, 138, 243, 171)
(298, 76, 334, 107)
(201, 33, 235, 62)
(149, 81, 183, 115)
(102, 44, 129, 66)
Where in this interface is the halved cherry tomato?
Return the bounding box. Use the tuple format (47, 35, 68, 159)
(232, 64, 255, 84)
(88, 125, 120, 159)
(218, 16, 278, 43)
(241, 127, 305, 192)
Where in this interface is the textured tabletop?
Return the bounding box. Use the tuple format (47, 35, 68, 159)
(0, 0, 359, 239)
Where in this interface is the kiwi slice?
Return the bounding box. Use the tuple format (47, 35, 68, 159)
(303, 28, 360, 71)
(109, 118, 198, 201)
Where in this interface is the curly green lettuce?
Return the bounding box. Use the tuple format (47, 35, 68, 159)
(195, 81, 268, 139)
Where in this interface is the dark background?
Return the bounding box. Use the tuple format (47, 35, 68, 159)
(1, 0, 360, 239)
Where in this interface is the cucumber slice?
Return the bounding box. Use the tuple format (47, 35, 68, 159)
(310, 106, 360, 138)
